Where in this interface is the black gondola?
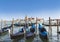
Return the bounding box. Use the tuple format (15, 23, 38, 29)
(0, 25, 12, 35)
(38, 24, 48, 39)
(25, 23, 35, 42)
(10, 28, 24, 39)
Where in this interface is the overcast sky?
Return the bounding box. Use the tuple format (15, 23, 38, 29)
(0, 0, 60, 20)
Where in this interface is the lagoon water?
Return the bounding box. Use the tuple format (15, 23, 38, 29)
(0, 22, 60, 42)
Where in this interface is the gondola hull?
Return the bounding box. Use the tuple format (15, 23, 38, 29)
(39, 33, 48, 39)
(10, 32, 24, 39)
(0, 30, 8, 35)
(10, 32, 35, 41)
(39, 26, 48, 39)
(39, 33, 48, 42)
(26, 32, 35, 42)
(26, 32, 35, 39)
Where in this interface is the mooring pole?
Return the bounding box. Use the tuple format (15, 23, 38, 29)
(30, 17, 32, 25)
(19, 18, 21, 27)
(36, 17, 39, 37)
(43, 18, 44, 25)
(1, 19, 2, 30)
(11, 18, 14, 35)
(49, 17, 52, 37)
(24, 16, 28, 40)
(4, 20, 6, 27)
(56, 19, 59, 39)
(36, 17, 37, 36)
(57, 19, 59, 33)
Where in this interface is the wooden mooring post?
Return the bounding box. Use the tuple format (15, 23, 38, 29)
(1, 19, 3, 30)
(4, 20, 6, 27)
(48, 17, 60, 39)
(36, 17, 38, 36)
(10, 18, 14, 35)
(43, 18, 44, 24)
(24, 16, 28, 40)
(49, 17, 52, 37)
(56, 19, 59, 39)
(56, 19, 59, 33)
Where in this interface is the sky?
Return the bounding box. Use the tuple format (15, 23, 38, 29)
(0, 0, 60, 20)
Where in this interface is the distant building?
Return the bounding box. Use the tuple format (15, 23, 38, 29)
(28, 18, 35, 21)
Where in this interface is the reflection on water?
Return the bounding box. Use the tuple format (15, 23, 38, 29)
(0, 26, 60, 42)
(33, 35, 43, 42)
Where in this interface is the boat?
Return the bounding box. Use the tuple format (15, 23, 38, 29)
(57, 31, 60, 34)
(0, 25, 12, 35)
(10, 23, 35, 40)
(14, 23, 20, 27)
(26, 32, 35, 42)
(30, 23, 35, 33)
(10, 26, 35, 40)
(0, 29, 8, 36)
(10, 28, 24, 39)
(26, 28, 35, 39)
(14, 23, 35, 27)
(25, 23, 35, 42)
(1, 25, 12, 31)
(38, 24, 48, 39)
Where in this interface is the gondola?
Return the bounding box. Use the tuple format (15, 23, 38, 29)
(0, 29, 8, 36)
(57, 31, 60, 34)
(25, 23, 35, 42)
(1, 24, 12, 32)
(38, 24, 48, 39)
(10, 23, 35, 41)
(10, 28, 24, 39)
(26, 32, 35, 42)
(26, 28, 35, 39)
(30, 23, 35, 33)
(10, 23, 35, 39)
(14, 23, 20, 27)
(0, 25, 12, 35)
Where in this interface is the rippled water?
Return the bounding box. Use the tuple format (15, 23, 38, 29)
(0, 25, 60, 42)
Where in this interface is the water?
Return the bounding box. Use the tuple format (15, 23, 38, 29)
(0, 23, 60, 42)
